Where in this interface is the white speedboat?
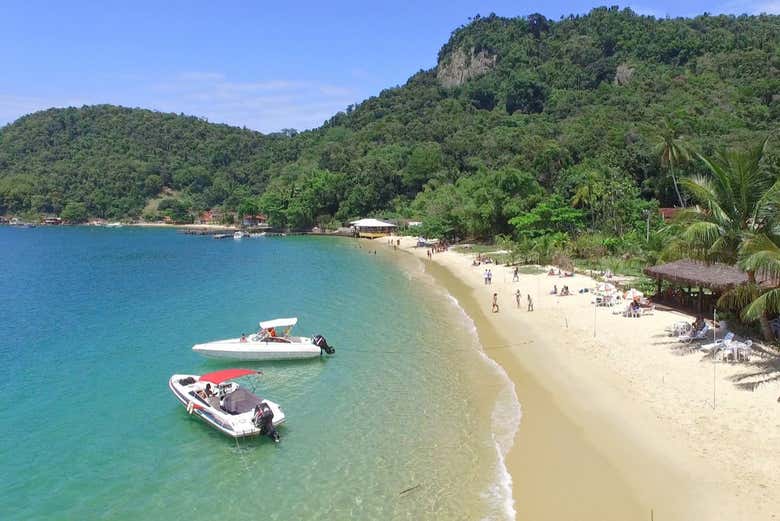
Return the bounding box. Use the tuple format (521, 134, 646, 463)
(192, 317, 335, 361)
(169, 368, 285, 441)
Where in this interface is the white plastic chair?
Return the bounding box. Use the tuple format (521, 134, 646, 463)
(735, 340, 753, 362)
(667, 321, 691, 337)
(699, 332, 734, 352)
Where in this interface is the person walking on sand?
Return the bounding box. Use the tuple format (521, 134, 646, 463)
(515, 289, 521, 308)
(487, 269, 492, 285)
(492, 293, 499, 313)
(512, 266, 519, 282)
(527, 294, 534, 311)
(483, 269, 489, 285)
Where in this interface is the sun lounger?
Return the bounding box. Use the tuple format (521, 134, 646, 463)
(699, 332, 735, 352)
(680, 324, 709, 343)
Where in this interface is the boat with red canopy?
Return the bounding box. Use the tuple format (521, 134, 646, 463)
(168, 368, 285, 441)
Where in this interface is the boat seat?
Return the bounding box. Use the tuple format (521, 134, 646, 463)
(207, 395, 221, 409)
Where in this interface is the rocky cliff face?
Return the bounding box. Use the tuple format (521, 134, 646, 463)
(613, 63, 635, 86)
(436, 48, 497, 88)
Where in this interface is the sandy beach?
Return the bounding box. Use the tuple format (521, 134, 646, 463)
(387, 236, 780, 520)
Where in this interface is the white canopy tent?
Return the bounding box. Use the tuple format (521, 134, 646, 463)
(350, 218, 397, 229)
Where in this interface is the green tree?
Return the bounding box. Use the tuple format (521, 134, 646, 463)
(510, 196, 585, 239)
(505, 73, 547, 114)
(61, 202, 88, 223)
(157, 198, 192, 223)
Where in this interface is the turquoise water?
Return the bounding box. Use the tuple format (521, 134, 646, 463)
(0, 227, 518, 520)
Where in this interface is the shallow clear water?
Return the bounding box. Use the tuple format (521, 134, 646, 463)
(0, 227, 517, 520)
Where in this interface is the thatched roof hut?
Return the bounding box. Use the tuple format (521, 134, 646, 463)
(644, 260, 749, 292)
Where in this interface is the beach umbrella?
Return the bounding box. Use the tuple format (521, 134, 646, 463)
(624, 288, 643, 300)
(596, 282, 617, 295)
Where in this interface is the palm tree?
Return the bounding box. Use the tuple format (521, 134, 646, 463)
(653, 117, 690, 208)
(728, 234, 780, 332)
(570, 170, 603, 228)
(670, 137, 778, 340)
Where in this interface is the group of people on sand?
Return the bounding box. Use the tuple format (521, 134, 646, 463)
(547, 267, 574, 277)
(551, 284, 571, 296)
(490, 289, 533, 313)
(426, 242, 449, 259)
(483, 269, 493, 285)
(472, 253, 495, 266)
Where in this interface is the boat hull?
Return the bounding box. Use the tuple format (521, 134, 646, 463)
(192, 337, 323, 361)
(169, 374, 285, 438)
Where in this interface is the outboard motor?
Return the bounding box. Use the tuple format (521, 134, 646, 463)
(253, 402, 280, 443)
(312, 334, 335, 355)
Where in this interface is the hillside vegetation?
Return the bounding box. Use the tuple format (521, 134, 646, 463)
(0, 7, 777, 240)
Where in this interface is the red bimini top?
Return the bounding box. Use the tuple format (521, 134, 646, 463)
(199, 369, 259, 384)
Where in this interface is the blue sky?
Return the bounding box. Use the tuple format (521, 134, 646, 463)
(0, 1, 777, 132)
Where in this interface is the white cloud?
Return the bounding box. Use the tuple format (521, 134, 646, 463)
(629, 4, 668, 18)
(717, 0, 780, 13)
(0, 72, 362, 133)
(145, 72, 360, 132)
(0, 94, 87, 128)
(752, 1, 780, 13)
(177, 72, 226, 82)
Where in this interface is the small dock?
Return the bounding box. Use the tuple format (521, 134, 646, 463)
(180, 228, 238, 236)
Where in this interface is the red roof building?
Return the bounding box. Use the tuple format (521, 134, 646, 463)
(242, 214, 267, 226)
(659, 207, 680, 222)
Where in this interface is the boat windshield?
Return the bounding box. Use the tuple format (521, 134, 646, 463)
(257, 325, 294, 339)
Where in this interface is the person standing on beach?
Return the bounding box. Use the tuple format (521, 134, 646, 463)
(487, 269, 492, 285)
(512, 266, 519, 282)
(527, 294, 534, 311)
(492, 293, 499, 313)
(483, 269, 489, 285)
(515, 289, 521, 308)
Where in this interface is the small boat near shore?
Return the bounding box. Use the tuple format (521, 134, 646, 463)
(192, 317, 335, 361)
(169, 368, 284, 441)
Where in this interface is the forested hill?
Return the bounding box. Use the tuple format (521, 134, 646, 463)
(1, 7, 778, 237)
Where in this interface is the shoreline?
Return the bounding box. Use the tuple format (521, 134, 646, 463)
(385, 236, 780, 520)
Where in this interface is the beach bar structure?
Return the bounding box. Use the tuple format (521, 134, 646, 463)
(644, 259, 751, 314)
(350, 218, 397, 238)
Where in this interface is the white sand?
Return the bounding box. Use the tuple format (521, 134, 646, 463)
(392, 236, 780, 520)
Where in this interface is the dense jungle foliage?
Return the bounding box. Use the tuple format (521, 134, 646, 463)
(1, 7, 778, 251)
